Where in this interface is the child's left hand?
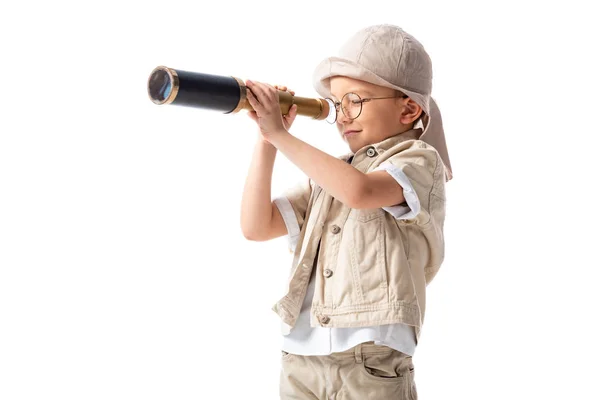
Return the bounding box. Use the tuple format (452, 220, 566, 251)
(245, 80, 297, 142)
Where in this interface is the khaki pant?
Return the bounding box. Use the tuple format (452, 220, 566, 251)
(280, 342, 417, 399)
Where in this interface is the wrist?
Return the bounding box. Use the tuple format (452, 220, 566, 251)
(267, 129, 290, 147)
(256, 136, 277, 152)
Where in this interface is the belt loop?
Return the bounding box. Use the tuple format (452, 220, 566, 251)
(354, 343, 363, 364)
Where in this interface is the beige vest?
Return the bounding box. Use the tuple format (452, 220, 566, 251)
(273, 129, 447, 342)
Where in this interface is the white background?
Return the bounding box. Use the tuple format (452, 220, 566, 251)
(1, 1, 599, 399)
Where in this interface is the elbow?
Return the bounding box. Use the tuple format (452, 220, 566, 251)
(241, 229, 254, 241)
(345, 194, 364, 210)
(240, 205, 278, 241)
(240, 213, 263, 241)
(240, 225, 268, 242)
(241, 227, 262, 242)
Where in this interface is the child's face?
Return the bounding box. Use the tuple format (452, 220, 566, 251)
(329, 76, 418, 153)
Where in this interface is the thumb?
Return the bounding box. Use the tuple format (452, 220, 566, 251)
(287, 104, 298, 119)
(247, 110, 258, 123)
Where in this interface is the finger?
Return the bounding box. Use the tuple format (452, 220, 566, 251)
(284, 105, 297, 121)
(286, 104, 297, 115)
(247, 110, 258, 122)
(276, 85, 295, 96)
(264, 83, 279, 101)
(246, 80, 262, 100)
(246, 90, 262, 112)
(247, 80, 270, 102)
(247, 89, 259, 105)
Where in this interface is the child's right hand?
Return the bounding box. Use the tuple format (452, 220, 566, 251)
(247, 85, 297, 132)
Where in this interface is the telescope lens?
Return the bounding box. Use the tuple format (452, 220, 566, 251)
(148, 69, 173, 103)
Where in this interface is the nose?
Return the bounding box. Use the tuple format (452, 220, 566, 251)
(336, 108, 351, 123)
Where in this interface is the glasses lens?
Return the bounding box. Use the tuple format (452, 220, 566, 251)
(325, 98, 337, 124)
(341, 93, 361, 120)
(148, 69, 172, 103)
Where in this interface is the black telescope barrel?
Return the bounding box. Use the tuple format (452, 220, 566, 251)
(148, 67, 242, 113)
(173, 70, 241, 112)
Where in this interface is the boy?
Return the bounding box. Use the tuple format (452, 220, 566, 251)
(240, 24, 452, 399)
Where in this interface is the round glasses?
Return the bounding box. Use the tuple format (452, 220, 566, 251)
(325, 92, 407, 124)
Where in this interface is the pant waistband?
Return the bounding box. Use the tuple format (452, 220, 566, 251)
(330, 341, 409, 363)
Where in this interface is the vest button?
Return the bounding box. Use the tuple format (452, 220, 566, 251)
(331, 225, 341, 234)
(324, 269, 333, 278)
(319, 315, 330, 324)
(366, 147, 377, 157)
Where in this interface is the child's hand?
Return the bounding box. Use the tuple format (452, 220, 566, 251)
(246, 80, 298, 141)
(274, 85, 296, 131)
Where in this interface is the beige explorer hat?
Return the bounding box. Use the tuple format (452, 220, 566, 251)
(313, 24, 452, 180)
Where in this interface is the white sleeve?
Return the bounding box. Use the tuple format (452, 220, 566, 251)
(272, 178, 312, 253)
(372, 161, 421, 220)
(273, 197, 301, 252)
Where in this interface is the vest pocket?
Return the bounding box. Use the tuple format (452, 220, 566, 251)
(347, 208, 388, 304)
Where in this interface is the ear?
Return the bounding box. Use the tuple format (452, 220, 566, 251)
(399, 98, 423, 125)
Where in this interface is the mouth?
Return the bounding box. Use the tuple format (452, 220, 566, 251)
(343, 130, 361, 137)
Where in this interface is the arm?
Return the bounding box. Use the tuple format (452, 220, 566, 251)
(239, 138, 288, 241)
(267, 133, 406, 210)
(245, 80, 406, 210)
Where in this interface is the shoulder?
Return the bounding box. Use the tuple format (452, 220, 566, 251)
(379, 140, 443, 172)
(374, 140, 447, 202)
(389, 139, 440, 156)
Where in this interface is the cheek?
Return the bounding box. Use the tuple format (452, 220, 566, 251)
(366, 111, 396, 131)
(360, 113, 383, 131)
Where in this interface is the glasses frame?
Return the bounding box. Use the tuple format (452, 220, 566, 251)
(326, 92, 408, 123)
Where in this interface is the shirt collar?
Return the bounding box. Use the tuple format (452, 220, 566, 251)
(342, 128, 423, 164)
